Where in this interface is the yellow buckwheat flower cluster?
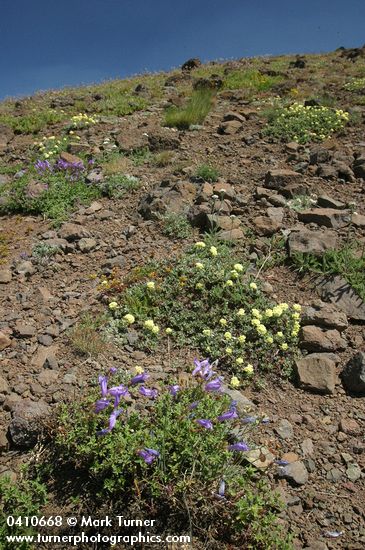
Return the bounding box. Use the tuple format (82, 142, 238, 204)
(70, 113, 98, 128)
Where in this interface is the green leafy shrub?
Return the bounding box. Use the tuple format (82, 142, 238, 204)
(0, 110, 66, 134)
(195, 163, 220, 182)
(53, 365, 291, 548)
(265, 102, 349, 143)
(106, 240, 301, 378)
(159, 212, 193, 239)
(0, 167, 100, 224)
(99, 174, 140, 198)
(164, 89, 214, 129)
(0, 475, 47, 550)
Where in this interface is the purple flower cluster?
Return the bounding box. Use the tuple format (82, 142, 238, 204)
(192, 358, 223, 393)
(95, 374, 130, 435)
(34, 157, 86, 181)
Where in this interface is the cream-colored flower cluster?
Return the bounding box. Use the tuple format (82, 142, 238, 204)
(70, 113, 98, 128)
(34, 135, 68, 158)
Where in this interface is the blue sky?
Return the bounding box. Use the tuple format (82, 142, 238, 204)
(0, 0, 364, 99)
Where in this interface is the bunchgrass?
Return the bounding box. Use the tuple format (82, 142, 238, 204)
(164, 89, 214, 129)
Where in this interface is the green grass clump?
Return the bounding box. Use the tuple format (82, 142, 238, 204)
(265, 102, 349, 144)
(69, 313, 108, 357)
(92, 84, 148, 116)
(195, 163, 220, 182)
(223, 69, 282, 92)
(164, 89, 214, 129)
(52, 367, 292, 549)
(0, 475, 47, 550)
(291, 243, 365, 301)
(0, 110, 66, 134)
(106, 239, 301, 378)
(99, 174, 140, 198)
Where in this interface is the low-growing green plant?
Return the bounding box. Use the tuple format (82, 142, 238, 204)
(128, 147, 152, 166)
(0, 475, 47, 550)
(32, 242, 60, 263)
(286, 194, 317, 212)
(0, 110, 66, 134)
(52, 364, 292, 548)
(290, 243, 365, 301)
(344, 77, 365, 92)
(265, 102, 349, 143)
(159, 212, 194, 239)
(106, 239, 301, 378)
(164, 89, 214, 130)
(195, 163, 220, 182)
(99, 174, 140, 198)
(0, 162, 101, 224)
(94, 89, 147, 116)
(223, 69, 282, 92)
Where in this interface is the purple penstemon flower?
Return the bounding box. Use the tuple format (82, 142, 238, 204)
(109, 367, 117, 375)
(98, 375, 108, 397)
(130, 372, 150, 385)
(35, 159, 52, 173)
(217, 409, 238, 422)
(204, 377, 223, 392)
(139, 386, 158, 399)
(94, 398, 111, 413)
(96, 408, 123, 436)
(108, 384, 130, 407)
(189, 401, 200, 410)
(275, 459, 289, 466)
(169, 385, 180, 397)
(192, 358, 215, 380)
(196, 419, 213, 430)
(228, 442, 250, 452)
(138, 448, 160, 464)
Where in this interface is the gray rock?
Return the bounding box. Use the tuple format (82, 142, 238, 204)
(58, 223, 91, 241)
(341, 352, 365, 395)
(264, 169, 304, 190)
(37, 334, 53, 346)
(275, 419, 294, 439)
(317, 275, 365, 321)
(299, 325, 347, 352)
(14, 323, 36, 338)
(0, 376, 9, 394)
(301, 301, 348, 331)
(287, 229, 337, 257)
(0, 269, 12, 283)
(295, 354, 337, 394)
(298, 208, 351, 229)
(222, 387, 255, 413)
(15, 260, 35, 276)
(278, 461, 308, 485)
(78, 238, 97, 253)
(0, 331, 12, 351)
(8, 399, 51, 448)
(346, 463, 361, 482)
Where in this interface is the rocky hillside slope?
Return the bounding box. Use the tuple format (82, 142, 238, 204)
(0, 47, 365, 549)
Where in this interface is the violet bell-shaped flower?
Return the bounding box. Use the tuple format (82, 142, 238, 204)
(192, 358, 216, 380)
(139, 386, 158, 399)
(98, 375, 108, 397)
(94, 398, 110, 413)
(169, 385, 180, 397)
(196, 419, 213, 430)
(108, 384, 130, 407)
(204, 377, 223, 392)
(96, 408, 123, 436)
(138, 448, 160, 464)
(217, 408, 238, 422)
(228, 442, 250, 452)
(130, 372, 150, 385)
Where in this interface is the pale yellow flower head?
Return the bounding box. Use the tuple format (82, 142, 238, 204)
(146, 281, 155, 290)
(210, 246, 218, 257)
(165, 327, 173, 335)
(233, 263, 244, 272)
(123, 313, 135, 325)
(249, 282, 257, 291)
(243, 364, 254, 375)
(230, 376, 240, 388)
(219, 318, 227, 326)
(108, 301, 118, 310)
(135, 366, 144, 374)
(195, 241, 206, 248)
